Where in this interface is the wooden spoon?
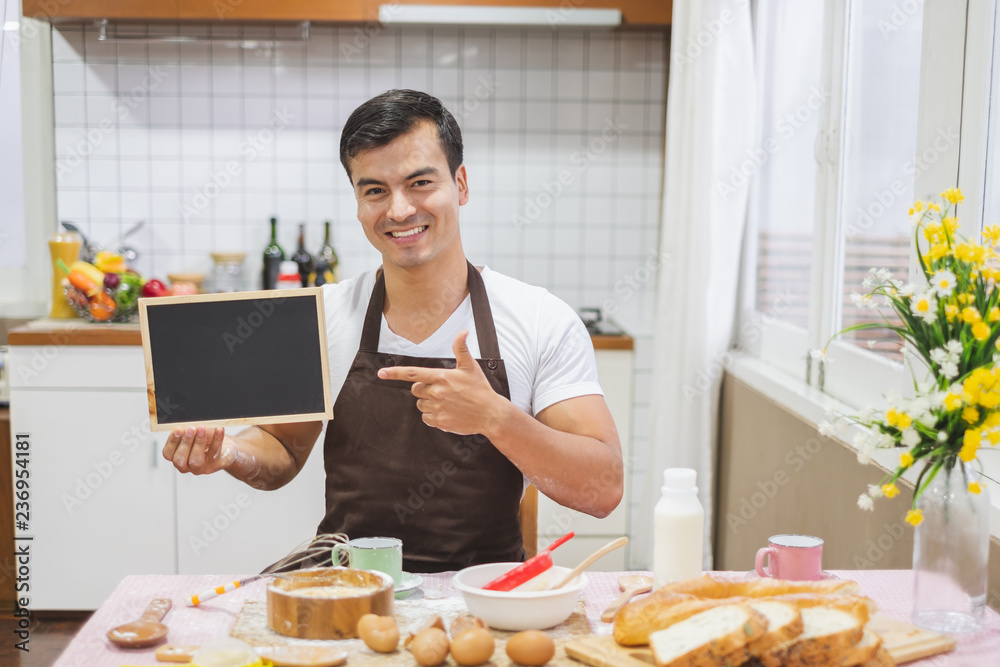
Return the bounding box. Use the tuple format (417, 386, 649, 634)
(600, 574, 654, 622)
(107, 598, 171, 648)
(549, 536, 629, 590)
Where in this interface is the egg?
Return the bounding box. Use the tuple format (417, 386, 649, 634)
(357, 613, 399, 653)
(410, 627, 450, 666)
(449, 627, 495, 666)
(505, 630, 556, 666)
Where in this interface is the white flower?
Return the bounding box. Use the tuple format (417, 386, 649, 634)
(910, 291, 938, 323)
(898, 283, 916, 298)
(857, 444, 874, 465)
(901, 428, 921, 447)
(931, 270, 957, 297)
(858, 494, 875, 511)
(930, 348, 949, 365)
(853, 432, 869, 449)
(810, 349, 828, 361)
(938, 430, 949, 442)
(858, 406, 875, 422)
(862, 276, 875, 289)
(876, 268, 892, 282)
(868, 484, 884, 499)
(945, 339, 963, 357)
(867, 340, 877, 348)
(850, 292, 873, 309)
(941, 361, 959, 379)
(824, 405, 838, 420)
(818, 421, 836, 437)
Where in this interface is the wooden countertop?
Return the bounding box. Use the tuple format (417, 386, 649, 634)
(9, 320, 634, 350)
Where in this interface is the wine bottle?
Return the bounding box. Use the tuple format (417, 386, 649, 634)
(291, 223, 314, 287)
(317, 220, 340, 284)
(262, 216, 285, 290)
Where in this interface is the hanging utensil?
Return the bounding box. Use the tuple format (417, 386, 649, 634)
(118, 220, 144, 263)
(61, 221, 101, 264)
(548, 536, 629, 590)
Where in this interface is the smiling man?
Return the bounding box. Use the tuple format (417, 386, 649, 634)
(162, 89, 623, 572)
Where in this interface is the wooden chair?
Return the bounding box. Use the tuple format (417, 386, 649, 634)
(519, 484, 538, 558)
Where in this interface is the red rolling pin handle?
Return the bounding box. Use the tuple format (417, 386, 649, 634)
(482, 531, 575, 591)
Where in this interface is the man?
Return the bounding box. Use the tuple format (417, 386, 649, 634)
(163, 89, 623, 572)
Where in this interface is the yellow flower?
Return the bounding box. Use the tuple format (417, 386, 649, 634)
(923, 223, 942, 242)
(942, 187, 965, 204)
(960, 430, 980, 462)
(927, 202, 941, 213)
(944, 391, 964, 411)
(906, 509, 924, 526)
(886, 408, 912, 429)
(882, 483, 900, 498)
(969, 482, 983, 495)
(962, 306, 981, 323)
(945, 304, 959, 321)
(900, 452, 914, 468)
(943, 216, 960, 235)
(958, 293, 970, 305)
(990, 307, 1000, 322)
(912, 200, 926, 213)
(955, 243, 976, 262)
(963, 406, 981, 423)
(973, 321, 991, 341)
(927, 244, 949, 261)
(988, 430, 1000, 446)
(984, 225, 1000, 245)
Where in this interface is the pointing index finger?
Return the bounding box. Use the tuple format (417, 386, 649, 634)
(378, 366, 440, 382)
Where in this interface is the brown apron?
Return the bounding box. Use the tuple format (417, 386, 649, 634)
(315, 261, 525, 572)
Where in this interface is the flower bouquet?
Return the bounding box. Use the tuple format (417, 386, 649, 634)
(819, 187, 993, 631)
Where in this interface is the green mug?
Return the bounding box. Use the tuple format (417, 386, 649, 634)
(332, 537, 403, 586)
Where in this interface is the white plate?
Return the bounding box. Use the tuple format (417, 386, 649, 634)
(396, 572, 423, 594)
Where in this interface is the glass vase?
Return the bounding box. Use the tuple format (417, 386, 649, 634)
(911, 461, 990, 633)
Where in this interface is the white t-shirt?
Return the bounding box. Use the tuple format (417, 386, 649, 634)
(321, 266, 603, 417)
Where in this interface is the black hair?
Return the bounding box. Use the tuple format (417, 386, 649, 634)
(339, 89, 464, 183)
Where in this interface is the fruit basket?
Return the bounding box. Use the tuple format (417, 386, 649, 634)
(64, 284, 138, 323)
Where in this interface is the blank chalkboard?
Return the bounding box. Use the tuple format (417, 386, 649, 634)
(139, 288, 332, 431)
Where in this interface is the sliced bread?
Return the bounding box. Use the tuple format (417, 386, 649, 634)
(745, 600, 805, 655)
(758, 606, 865, 667)
(838, 629, 884, 666)
(649, 604, 766, 667)
(861, 645, 896, 667)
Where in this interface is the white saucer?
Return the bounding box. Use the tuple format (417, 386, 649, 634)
(396, 572, 423, 594)
(745, 570, 838, 580)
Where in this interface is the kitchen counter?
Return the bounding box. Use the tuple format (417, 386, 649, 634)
(8, 320, 634, 350)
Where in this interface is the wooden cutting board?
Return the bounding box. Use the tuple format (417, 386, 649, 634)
(564, 614, 956, 666)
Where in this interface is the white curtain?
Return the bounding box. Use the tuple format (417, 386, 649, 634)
(634, 0, 756, 569)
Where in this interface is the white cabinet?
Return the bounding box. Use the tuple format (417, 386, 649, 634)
(537, 346, 634, 571)
(9, 344, 325, 609)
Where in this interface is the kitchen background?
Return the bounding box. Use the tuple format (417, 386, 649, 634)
(48, 23, 666, 551)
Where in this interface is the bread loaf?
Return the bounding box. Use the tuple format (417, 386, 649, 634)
(757, 606, 866, 667)
(648, 604, 766, 667)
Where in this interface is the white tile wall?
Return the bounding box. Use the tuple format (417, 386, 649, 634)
(50, 24, 666, 557)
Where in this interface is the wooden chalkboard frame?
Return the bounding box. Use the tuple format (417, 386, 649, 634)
(138, 288, 332, 431)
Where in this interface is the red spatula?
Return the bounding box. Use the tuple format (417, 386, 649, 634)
(482, 532, 575, 591)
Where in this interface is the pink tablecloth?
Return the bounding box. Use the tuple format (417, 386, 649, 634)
(53, 570, 1000, 667)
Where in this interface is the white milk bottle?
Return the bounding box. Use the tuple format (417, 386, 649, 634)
(653, 468, 704, 587)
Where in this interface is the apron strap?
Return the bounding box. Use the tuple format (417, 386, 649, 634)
(360, 261, 502, 360)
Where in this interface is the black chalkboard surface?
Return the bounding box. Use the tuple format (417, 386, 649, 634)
(139, 288, 332, 431)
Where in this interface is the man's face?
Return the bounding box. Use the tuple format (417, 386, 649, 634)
(349, 121, 468, 270)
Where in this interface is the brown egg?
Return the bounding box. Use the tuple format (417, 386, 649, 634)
(410, 627, 450, 666)
(505, 630, 556, 666)
(357, 613, 399, 653)
(450, 627, 495, 666)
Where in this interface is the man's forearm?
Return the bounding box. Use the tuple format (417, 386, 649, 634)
(484, 400, 624, 518)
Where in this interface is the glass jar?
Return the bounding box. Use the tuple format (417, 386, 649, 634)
(911, 460, 990, 633)
(49, 231, 82, 318)
(210, 252, 246, 293)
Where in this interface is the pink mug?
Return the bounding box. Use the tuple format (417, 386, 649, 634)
(755, 534, 824, 580)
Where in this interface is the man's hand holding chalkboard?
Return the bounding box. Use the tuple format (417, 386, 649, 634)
(163, 426, 238, 475)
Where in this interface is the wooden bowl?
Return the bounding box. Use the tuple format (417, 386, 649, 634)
(267, 568, 394, 639)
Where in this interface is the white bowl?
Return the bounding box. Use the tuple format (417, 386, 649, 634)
(452, 563, 588, 631)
